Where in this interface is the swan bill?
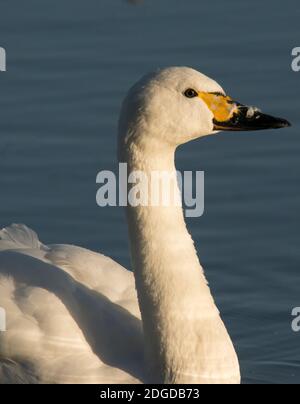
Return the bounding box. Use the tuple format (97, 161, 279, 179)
(198, 91, 291, 132)
(213, 106, 292, 132)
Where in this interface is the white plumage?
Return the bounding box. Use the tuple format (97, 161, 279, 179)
(0, 224, 143, 384)
(2, 66, 288, 384)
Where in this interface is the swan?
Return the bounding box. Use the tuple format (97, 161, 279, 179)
(0, 67, 290, 384)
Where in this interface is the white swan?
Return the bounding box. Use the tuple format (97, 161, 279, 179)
(0, 67, 290, 384)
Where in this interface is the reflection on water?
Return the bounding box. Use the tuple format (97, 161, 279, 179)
(0, 0, 299, 384)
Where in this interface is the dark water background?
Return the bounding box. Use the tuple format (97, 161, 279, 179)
(0, 0, 299, 384)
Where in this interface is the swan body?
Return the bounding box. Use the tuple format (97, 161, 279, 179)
(0, 67, 290, 384)
(0, 225, 143, 384)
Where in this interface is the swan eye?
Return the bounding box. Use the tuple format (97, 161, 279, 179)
(184, 89, 198, 98)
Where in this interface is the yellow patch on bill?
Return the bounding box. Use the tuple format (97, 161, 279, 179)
(199, 92, 238, 122)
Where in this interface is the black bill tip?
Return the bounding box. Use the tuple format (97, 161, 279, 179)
(214, 106, 292, 132)
(271, 117, 291, 129)
(253, 112, 291, 130)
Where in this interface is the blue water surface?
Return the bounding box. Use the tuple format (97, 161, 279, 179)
(0, 0, 299, 384)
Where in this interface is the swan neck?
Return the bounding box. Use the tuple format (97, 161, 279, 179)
(118, 129, 239, 384)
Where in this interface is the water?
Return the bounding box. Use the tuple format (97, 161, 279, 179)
(0, 0, 299, 384)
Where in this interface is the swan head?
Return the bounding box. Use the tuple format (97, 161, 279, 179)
(119, 67, 291, 149)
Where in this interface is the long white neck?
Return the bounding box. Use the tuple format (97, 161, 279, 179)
(118, 131, 240, 384)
